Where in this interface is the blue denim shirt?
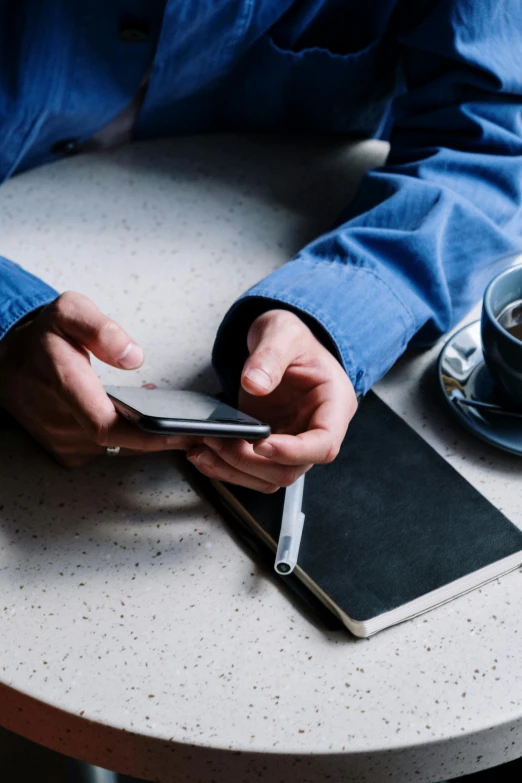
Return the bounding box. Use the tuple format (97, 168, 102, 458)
(2, 0, 522, 397)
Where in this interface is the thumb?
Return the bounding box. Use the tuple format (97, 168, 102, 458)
(47, 291, 144, 369)
(241, 311, 305, 396)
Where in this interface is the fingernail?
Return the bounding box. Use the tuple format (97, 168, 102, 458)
(190, 450, 215, 468)
(244, 367, 271, 390)
(117, 341, 144, 369)
(203, 437, 222, 452)
(254, 441, 274, 458)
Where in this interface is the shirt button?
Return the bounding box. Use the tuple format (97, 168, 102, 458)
(51, 138, 82, 156)
(118, 17, 150, 43)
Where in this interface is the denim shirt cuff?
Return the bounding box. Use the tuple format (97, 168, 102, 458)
(0, 256, 58, 339)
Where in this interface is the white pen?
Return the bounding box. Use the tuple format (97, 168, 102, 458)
(274, 473, 306, 575)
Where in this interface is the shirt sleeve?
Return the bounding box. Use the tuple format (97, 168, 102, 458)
(0, 256, 58, 339)
(213, 0, 522, 399)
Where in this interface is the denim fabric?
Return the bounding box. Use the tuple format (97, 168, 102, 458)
(1, 1, 522, 395)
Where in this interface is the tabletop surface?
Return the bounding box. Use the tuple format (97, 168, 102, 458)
(1, 136, 522, 783)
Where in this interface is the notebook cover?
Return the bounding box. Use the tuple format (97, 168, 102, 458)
(202, 392, 522, 624)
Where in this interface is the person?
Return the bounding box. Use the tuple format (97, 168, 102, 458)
(0, 0, 521, 495)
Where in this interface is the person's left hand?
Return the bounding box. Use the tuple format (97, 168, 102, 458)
(187, 310, 357, 492)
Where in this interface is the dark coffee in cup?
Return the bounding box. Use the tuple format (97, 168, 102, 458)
(481, 263, 522, 406)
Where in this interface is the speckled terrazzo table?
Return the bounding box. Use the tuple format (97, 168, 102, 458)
(1, 136, 522, 783)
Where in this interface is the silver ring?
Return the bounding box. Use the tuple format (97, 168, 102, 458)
(106, 446, 121, 457)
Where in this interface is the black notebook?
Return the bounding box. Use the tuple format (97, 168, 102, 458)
(195, 393, 522, 637)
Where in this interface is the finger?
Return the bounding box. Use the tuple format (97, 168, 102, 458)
(45, 291, 144, 369)
(241, 311, 308, 396)
(102, 418, 201, 452)
(37, 421, 194, 462)
(49, 424, 201, 465)
(68, 406, 198, 452)
(47, 335, 199, 451)
(252, 430, 339, 465)
(202, 437, 311, 487)
(45, 331, 134, 437)
(187, 447, 280, 493)
(253, 394, 354, 465)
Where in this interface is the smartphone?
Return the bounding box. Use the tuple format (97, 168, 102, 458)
(104, 386, 271, 440)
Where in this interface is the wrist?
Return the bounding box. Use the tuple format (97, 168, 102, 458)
(0, 310, 37, 363)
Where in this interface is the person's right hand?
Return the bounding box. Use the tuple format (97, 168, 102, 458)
(0, 291, 194, 468)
